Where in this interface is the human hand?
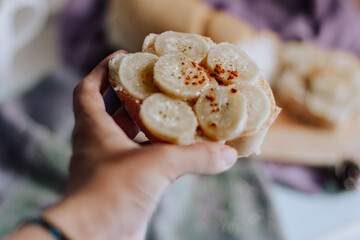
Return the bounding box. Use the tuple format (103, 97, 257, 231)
(10, 51, 238, 240)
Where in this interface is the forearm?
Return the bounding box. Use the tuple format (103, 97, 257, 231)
(7, 225, 54, 240)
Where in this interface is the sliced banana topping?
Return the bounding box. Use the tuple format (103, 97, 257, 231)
(194, 87, 248, 141)
(207, 42, 260, 84)
(110, 31, 279, 151)
(237, 84, 271, 131)
(155, 31, 210, 62)
(119, 52, 159, 100)
(140, 93, 198, 144)
(142, 33, 158, 54)
(108, 52, 127, 89)
(153, 54, 210, 101)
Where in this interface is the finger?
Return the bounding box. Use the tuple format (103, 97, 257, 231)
(73, 50, 127, 121)
(72, 51, 137, 149)
(112, 107, 139, 139)
(85, 50, 128, 95)
(137, 143, 238, 182)
(165, 143, 238, 177)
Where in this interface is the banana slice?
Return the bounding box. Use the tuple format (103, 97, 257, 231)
(142, 33, 158, 54)
(155, 31, 210, 62)
(108, 52, 127, 89)
(237, 84, 271, 131)
(194, 87, 248, 140)
(153, 54, 210, 101)
(207, 42, 260, 84)
(118, 52, 159, 100)
(140, 93, 198, 144)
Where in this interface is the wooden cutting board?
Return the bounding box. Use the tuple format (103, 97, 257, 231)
(260, 112, 360, 166)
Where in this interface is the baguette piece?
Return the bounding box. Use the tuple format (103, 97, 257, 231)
(275, 42, 360, 128)
(109, 31, 281, 157)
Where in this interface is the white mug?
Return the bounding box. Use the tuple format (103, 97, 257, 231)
(0, 0, 48, 97)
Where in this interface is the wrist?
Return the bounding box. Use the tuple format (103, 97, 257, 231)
(43, 194, 147, 240)
(43, 196, 99, 240)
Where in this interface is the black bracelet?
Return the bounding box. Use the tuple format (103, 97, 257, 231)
(24, 217, 71, 240)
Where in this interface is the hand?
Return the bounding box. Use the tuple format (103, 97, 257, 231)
(9, 51, 238, 240)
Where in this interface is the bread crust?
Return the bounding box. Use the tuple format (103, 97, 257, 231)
(226, 77, 281, 157)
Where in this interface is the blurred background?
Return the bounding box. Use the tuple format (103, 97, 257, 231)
(0, 0, 360, 239)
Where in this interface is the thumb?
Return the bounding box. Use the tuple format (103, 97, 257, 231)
(155, 142, 238, 179)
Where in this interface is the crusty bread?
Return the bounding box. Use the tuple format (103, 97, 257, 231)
(226, 77, 281, 156)
(109, 32, 280, 157)
(275, 42, 360, 128)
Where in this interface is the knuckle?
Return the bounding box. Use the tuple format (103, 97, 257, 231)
(154, 145, 180, 179)
(201, 143, 223, 168)
(73, 82, 85, 98)
(73, 79, 93, 98)
(202, 143, 222, 159)
(156, 145, 177, 159)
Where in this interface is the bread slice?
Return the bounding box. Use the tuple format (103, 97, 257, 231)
(275, 42, 360, 128)
(109, 31, 280, 157)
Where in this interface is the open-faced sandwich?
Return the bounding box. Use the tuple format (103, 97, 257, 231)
(108, 31, 281, 157)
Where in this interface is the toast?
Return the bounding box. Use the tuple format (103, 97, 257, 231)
(108, 31, 281, 157)
(275, 42, 360, 128)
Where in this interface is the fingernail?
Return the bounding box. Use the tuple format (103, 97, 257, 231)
(223, 147, 238, 166)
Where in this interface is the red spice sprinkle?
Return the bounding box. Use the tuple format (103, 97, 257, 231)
(212, 109, 219, 113)
(218, 80, 225, 86)
(227, 75, 235, 81)
(214, 64, 225, 74)
(191, 62, 196, 67)
(210, 88, 215, 91)
(182, 72, 185, 75)
(210, 123, 217, 127)
(194, 75, 199, 79)
(230, 88, 238, 93)
(186, 76, 191, 80)
(185, 82, 190, 85)
(205, 95, 215, 102)
(231, 70, 239, 77)
(177, 102, 181, 104)
(192, 82, 197, 86)
(197, 67, 202, 71)
(181, 62, 185, 65)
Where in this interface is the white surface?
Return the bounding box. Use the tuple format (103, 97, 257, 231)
(272, 184, 360, 240)
(0, 0, 49, 87)
(0, 18, 60, 102)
